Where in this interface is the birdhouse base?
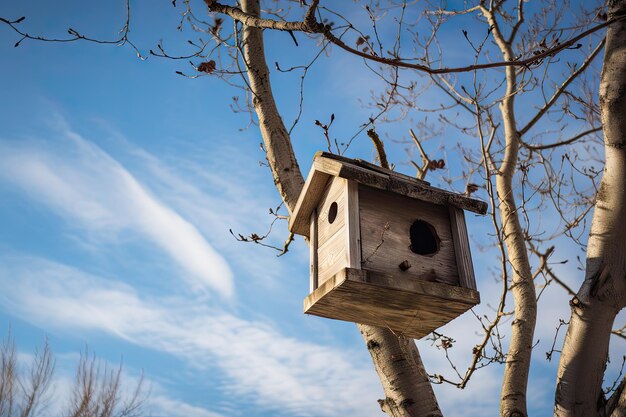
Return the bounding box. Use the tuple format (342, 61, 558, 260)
(303, 268, 480, 339)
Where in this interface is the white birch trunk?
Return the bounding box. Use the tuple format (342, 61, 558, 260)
(481, 8, 538, 416)
(496, 67, 537, 417)
(240, 0, 304, 213)
(555, 1, 626, 415)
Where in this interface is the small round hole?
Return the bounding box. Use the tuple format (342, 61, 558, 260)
(409, 219, 440, 255)
(328, 202, 338, 224)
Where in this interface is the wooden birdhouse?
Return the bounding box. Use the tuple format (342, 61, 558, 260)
(289, 152, 488, 339)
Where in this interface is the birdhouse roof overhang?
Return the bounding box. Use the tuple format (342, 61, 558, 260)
(289, 152, 488, 237)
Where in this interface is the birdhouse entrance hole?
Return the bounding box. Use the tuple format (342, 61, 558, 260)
(328, 202, 338, 224)
(409, 219, 440, 255)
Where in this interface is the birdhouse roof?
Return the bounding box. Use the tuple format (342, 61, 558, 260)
(289, 152, 488, 237)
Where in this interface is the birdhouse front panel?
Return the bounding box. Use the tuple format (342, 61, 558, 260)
(312, 176, 361, 288)
(358, 185, 459, 286)
(315, 176, 349, 286)
(289, 152, 488, 339)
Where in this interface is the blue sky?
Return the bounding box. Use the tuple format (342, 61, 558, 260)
(0, 1, 624, 417)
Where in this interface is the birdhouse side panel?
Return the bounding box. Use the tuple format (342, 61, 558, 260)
(358, 185, 459, 286)
(315, 177, 350, 286)
(449, 206, 478, 291)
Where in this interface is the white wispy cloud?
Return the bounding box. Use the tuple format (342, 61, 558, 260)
(0, 256, 381, 417)
(112, 138, 306, 289)
(148, 394, 226, 417)
(0, 131, 234, 297)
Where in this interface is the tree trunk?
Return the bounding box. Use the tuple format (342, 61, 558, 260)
(240, 2, 442, 416)
(555, 1, 626, 416)
(240, 0, 304, 214)
(481, 8, 537, 416)
(496, 71, 537, 417)
(359, 325, 442, 417)
(610, 385, 626, 417)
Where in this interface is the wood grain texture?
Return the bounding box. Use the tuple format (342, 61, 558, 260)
(316, 177, 347, 247)
(290, 153, 487, 238)
(365, 269, 479, 303)
(315, 153, 487, 214)
(345, 180, 361, 269)
(289, 169, 331, 237)
(314, 151, 432, 186)
(313, 176, 350, 285)
(309, 210, 318, 292)
(304, 268, 480, 339)
(449, 206, 478, 291)
(359, 185, 460, 286)
(317, 226, 349, 285)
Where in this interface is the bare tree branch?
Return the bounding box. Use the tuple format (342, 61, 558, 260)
(201, 1, 625, 75)
(520, 39, 606, 136)
(0, 0, 145, 58)
(367, 128, 389, 169)
(522, 127, 602, 151)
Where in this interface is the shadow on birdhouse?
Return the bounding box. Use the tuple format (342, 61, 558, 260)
(288, 152, 488, 339)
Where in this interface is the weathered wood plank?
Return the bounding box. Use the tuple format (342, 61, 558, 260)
(449, 206, 478, 291)
(345, 180, 361, 269)
(365, 270, 479, 304)
(359, 185, 459, 286)
(314, 152, 487, 215)
(317, 226, 348, 285)
(290, 153, 487, 239)
(316, 177, 347, 248)
(309, 210, 318, 292)
(313, 151, 432, 186)
(303, 268, 479, 339)
(314, 157, 391, 192)
(289, 169, 331, 237)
